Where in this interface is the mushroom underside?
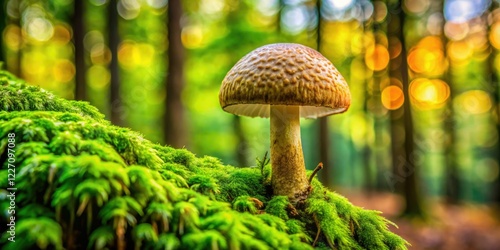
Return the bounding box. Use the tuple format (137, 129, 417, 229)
(223, 104, 348, 118)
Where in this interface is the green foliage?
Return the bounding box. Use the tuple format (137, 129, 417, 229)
(0, 72, 409, 249)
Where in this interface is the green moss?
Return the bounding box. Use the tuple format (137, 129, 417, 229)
(0, 71, 409, 249)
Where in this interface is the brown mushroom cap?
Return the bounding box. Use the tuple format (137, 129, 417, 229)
(219, 43, 351, 118)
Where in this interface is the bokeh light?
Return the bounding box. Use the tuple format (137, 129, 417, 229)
(118, 41, 156, 69)
(281, 5, 308, 35)
(25, 17, 54, 42)
(118, 0, 141, 20)
(444, 0, 490, 22)
(381, 85, 404, 110)
(327, 0, 354, 11)
(87, 65, 111, 90)
(444, 21, 469, 41)
(3, 24, 22, 50)
(373, 1, 387, 23)
(410, 78, 450, 110)
(489, 22, 500, 49)
(455, 90, 492, 115)
(365, 44, 389, 71)
(52, 59, 75, 83)
(404, 0, 430, 15)
(407, 36, 445, 75)
(473, 124, 499, 148)
(475, 158, 500, 182)
(53, 24, 72, 45)
(447, 40, 473, 61)
(181, 25, 204, 49)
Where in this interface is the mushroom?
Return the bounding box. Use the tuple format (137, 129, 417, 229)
(219, 43, 351, 201)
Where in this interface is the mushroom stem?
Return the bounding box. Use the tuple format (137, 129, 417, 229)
(270, 105, 309, 201)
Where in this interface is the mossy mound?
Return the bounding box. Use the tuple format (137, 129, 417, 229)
(0, 71, 409, 249)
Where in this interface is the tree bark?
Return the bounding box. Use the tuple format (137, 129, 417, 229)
(315, 0, 332, 186)
(486, 1, 500, 204)
(73, 0, 86, 101)
(442, 1, 460, 204)
(387, 0, 424, 216)
(233, 115, 250, 167)
(164, 0, 187, 148)
(108, 0, 122, 126)
(0, 0, 6, 66)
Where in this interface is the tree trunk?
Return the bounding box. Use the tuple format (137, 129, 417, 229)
(387, 0, 424, 216)
(369, 1, 388, 192)
(486, 1, 500, 204)
(437, 0, 460, 204)
(233, 115, 250, 167)
(164, 0, 187, 148)
(14, 0, 23, 77)
(73, 0, 86, 101)
(108, 0, 122, 126)
(0, 0, 6, 66)
(315, 0, 332, 186)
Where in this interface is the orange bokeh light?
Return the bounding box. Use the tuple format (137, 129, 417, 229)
(381, 85, 404, 110)
(365, 44, 390, 71)
(489, 22, 500, 50)
(447, 40, 473, 61)
(53, 59, 75, 83)
(410, 78, 450, 109)
(407, 36, 445, 75)
(407, 48, 444, 74)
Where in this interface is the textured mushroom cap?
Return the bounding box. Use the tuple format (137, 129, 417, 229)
(219, 43, 351, 118)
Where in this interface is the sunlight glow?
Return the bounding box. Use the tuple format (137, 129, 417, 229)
(410, 78, 450, 110)
(407, 36, 445, 75)
(26, 17, 54, 42)
(327, 0, 354, 11)
(444, 0, 490, 22)
(281, 5, 308, 34)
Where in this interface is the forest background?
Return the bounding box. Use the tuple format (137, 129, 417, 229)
(1, 0, 500, 248)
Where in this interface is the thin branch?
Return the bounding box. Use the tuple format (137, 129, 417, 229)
(308, 162, 324, 184)
(312, 213, 321, 247)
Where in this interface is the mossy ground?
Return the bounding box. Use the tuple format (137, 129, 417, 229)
(0, 71, 409, 249)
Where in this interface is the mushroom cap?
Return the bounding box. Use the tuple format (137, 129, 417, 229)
(219, 43, 351, 118)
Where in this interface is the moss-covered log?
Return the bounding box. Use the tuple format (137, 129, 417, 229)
(0, 71, 409, 249)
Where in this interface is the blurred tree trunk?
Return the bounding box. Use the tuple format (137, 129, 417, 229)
(108, 0, 122, 126)
(315, 0, 332, 186)
(441, 1, 460, 204)
(234, 116, 250, 166)
(72, 0, 86, 101)
(0, 0, 6, 66)
(387, 0, 424, 217)
(487, 2, 500, 204)
(226, 0, 250, 167)
(369, 1, 388, 192)
(12, 0, 23, 77)
(164, 0, 187, 148)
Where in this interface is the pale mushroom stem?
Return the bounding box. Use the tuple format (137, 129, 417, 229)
(270, 105, 309, 201)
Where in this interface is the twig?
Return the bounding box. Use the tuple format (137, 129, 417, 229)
(308, 162, 323, 184)
(257, 151, 269, 175)
(312, 213, 321, 247)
